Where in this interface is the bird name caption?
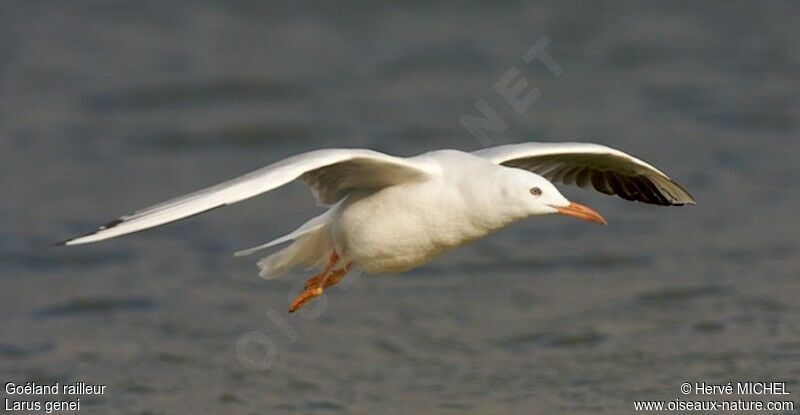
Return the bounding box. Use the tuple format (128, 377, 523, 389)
(5, 381, 106, 413)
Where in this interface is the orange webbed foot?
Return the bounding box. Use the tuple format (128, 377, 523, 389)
(289, 285, 323, 313)
(289, 253, 351, 313)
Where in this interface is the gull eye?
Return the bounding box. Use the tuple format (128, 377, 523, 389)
(530, 187, 542, 197)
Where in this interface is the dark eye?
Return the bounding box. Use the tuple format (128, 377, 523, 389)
(530, 187, 542, 196)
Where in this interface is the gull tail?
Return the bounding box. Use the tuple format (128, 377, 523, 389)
(235, 204, 338, 279)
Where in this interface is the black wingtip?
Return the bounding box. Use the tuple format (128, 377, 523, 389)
(100, 218, 124, 230)
(55, 236, 79, 246)
(55, 216, 126, 247)
(55, 228, 101, 247)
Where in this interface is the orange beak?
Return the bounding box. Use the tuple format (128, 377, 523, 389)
(553, 202, 607, 225)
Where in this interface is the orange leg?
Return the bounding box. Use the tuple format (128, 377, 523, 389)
(304, 252, 339, 289)
(289, 253, 351, 313)
(322, 263, 351, 289)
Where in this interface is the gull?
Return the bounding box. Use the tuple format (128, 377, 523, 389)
(60, 142, 695, 312)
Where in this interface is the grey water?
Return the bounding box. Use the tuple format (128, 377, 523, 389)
(1, 1, 799, 413)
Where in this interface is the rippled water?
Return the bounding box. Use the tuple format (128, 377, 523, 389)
(2, 2, 799, 414)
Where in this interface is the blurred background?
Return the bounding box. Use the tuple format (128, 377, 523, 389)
(1, 1, 798, 414)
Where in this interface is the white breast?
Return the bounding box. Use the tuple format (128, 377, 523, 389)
(330, 179, 486, 274)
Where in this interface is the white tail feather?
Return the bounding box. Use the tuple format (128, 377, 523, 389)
(234, 203, 340, 279)
(256, 227, 333, 279)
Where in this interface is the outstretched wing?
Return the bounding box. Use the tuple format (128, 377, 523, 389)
(473, 142, 695, 206)
(60, 149, 434, 245)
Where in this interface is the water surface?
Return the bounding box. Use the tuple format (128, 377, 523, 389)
(1, 2, 799, 413)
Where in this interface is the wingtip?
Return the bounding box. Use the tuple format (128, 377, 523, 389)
(669, 178, 697, 206)
(55, 236, 84, 246)
(55, 228, 101, 246)
(674, 193, 697, 206)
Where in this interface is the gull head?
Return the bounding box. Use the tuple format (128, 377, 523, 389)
(496, 169, 607, 225)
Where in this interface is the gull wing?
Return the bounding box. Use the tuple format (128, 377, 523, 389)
(60, 149, 434, 245)
(473, 142, 695, 206)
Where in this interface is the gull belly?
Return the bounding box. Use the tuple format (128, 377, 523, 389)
(331, 180, 492, 274)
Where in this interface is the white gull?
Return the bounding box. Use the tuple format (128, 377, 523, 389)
(60, 142, 695, 312)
